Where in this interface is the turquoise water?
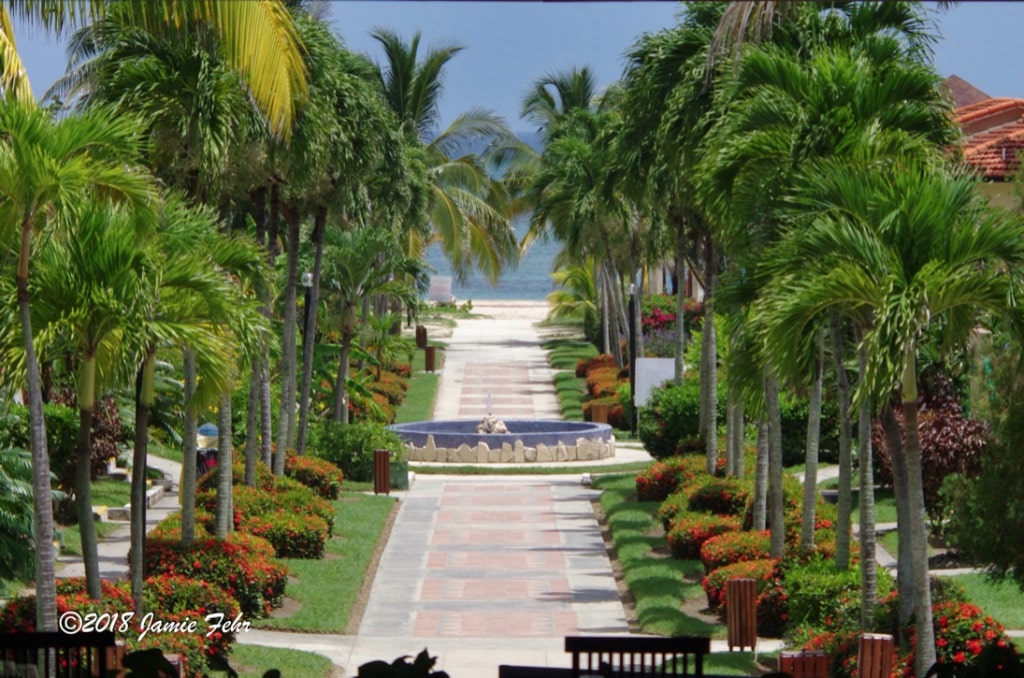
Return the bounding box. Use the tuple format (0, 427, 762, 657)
(423, 219, 561, 301)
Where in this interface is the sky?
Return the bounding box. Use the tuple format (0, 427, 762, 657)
(12, 1, 1024, 133)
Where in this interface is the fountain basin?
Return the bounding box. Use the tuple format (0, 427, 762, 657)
(389, 419, 615, 464)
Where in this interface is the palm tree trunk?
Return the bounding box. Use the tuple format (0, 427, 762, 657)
(296, 207, 327, 456)
(727, 386, 744, 478)
(276, 206, 301, 473)
(602, 266, 623, 366)
(830, 311, 854, 569)
(753, 417, 769, 531)
(902, 355, 935, 676)
(857, 339, 878, 629)
(334, 326, 354, 424)
(214, 392, 234, 539)
(881, 402, 914, 641)
(702, 243, 718, 476)
(76, 356, 101, 600)
(766, 373, 785, 559)
(597, 259, 610, 355)
(674, 218, 687, 383)
(131, 350, 155, 614)
(181, 348, 198, 546)
(19, 277, 58, 630)
(800, 329, 824, 552)
(260, 353, 272, 468)
(244, 367, 259, 487)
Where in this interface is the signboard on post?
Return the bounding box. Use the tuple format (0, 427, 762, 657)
(635, 358, 676, 407)
(427, 276, 453, 304)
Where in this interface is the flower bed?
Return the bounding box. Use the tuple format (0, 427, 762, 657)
(666, 512, 741, 560)
(700, 530, 771, 573)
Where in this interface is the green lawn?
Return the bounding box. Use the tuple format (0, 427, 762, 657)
(394, 371, 439, 423)
(254, 485, 395, 633)
(89, 478, 133, 508)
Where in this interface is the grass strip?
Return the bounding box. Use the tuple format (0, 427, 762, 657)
(254, 488, 395, 633)
(215, 644, 335, 677)
(593, 473, 723, 639)
(395, 371, 439, 423)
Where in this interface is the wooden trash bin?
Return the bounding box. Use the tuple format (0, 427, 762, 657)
(425, 345, 436, 373)
(373, 449, 391, 495)
(591, 402, 609, 423)
(857, 633, 894, 678)
(779, 650, 829, 677)
(415, 325, 427, 348)
(726, 577, 758, 652)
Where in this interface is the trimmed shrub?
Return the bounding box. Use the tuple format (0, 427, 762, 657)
(778, 391, 841, 467)
(586, 366, 623, 398)
(701, 558, 776, 609)
(699, 530, 770, 573)
(141, 575, 240, 659)
(638, 458, 694, 503)
(700, 558, 788, 638)
(688, 478, 752, 516)
(145, 529, 287, 618)
(308, 420, 404, 482)
(666, 512, 741, 560)
(576, 354, 616, 378)
(240, 511, 329, 559)
(197, 460, 275, 493)
(638, 379, 702, 459)
(657, 492, 691, 531)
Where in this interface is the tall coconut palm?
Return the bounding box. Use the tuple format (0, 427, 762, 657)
(0, 98, 154, 630)
(762, 156, 1024, 675)
(368, 28, 519, 285)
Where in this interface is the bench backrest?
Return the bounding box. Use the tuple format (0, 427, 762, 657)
(0, 631, 117, 677)
(565, 636, 710, 677)
(858, 633, 895, 678)
(779, 650, 829, 678)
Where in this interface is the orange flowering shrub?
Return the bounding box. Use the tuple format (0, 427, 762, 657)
(666, 512, 741, 559)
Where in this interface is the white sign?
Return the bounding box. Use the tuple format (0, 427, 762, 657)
(427, 276, 453, 303)
(635, 358, 676, 407)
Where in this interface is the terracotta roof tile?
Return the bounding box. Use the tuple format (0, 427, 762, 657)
(955, 97, 1024, 180)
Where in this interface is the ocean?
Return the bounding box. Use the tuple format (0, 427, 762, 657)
(423, 218, 561, 302)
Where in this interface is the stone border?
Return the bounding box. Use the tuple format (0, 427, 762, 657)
(404, 435, 615, 464)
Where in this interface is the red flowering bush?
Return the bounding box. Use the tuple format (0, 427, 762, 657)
(0, 578, 220, 678)
(240, 511, 329, 559)
(285, 454, 345, 499)
(368, 378, 405, 405)
(688, 478, 752, 516)
(791, 628, 863, 678)
(657, 491, 691, 531)
(900, 601, 1017, 677)
(638, 457, 698, 503)
(642, 306, 677, 332)
(141, 575, 240, 659)
(700, 530, 771, 573)
(701, 558, 777, 608)
(145, 529, 287, 618)
(666, 512, 741, 560)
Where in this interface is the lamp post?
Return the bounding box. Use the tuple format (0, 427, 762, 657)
(628, 283, 638, 435)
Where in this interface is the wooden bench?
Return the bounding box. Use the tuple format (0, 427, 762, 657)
(499, 666, 574, 677)
(858, 633, 894, 678)
(778, 650, 829, 678)
(0, 630, 118, 677)
(565, 636, 710, 677)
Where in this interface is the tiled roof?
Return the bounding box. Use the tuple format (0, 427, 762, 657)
(944, 75, 991, 109)
(955, 98, 1024, 180)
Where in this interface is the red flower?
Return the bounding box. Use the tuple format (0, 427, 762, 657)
(967, 639, 983, 656)
(954, 652, 966, 664)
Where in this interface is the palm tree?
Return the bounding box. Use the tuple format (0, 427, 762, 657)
(616, 5, 725, 474)
(30, 203, 150, 600)
(0, 98, 155, 630)
(319, 226, 421, 424)
(4, 1, 307, 137)
(762, 157, 1024, 675)
(368, 29, 519, 285)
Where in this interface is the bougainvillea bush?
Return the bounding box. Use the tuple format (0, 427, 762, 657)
(699, 530, 771, 574)
(666, 512, 741, 560)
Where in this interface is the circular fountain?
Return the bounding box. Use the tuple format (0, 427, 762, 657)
(389, 418, 616, 463)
